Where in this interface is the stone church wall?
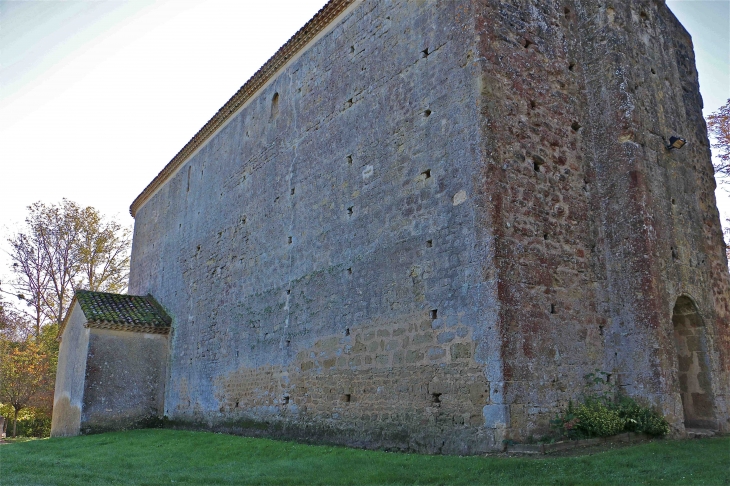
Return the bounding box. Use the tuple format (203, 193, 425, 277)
(473, 0, 730, 435)
(130, 0, 503, 453)
(129, 0, 730, 452)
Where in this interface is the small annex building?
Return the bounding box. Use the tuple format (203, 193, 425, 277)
(50, 290, 171, 437)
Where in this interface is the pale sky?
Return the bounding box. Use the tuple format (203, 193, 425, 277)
(0, 0, 728, 286)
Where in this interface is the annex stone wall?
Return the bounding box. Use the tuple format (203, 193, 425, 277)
(80, 329, 168, 434)
(129, 0, 730, 453)
(51, 301, 89, 437)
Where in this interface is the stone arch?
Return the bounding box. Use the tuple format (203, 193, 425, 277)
(672, 295, 717, 429)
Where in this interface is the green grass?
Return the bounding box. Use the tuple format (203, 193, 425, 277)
(0, 430, 727, 485)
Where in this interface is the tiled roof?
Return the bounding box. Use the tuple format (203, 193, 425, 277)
(129, 0, 358, 217)
(75, 290, 171, 334)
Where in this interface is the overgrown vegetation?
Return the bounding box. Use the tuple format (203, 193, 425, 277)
(1, 429, 726, 485)
(0, 404, 51, 438)
(0, 200, 132, 438)
(551, 371, 670, 440)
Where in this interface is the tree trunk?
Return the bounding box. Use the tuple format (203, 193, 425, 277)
(12, 408, 18, 438)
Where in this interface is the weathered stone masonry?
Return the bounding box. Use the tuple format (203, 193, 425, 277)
(127, 0, 729, 453)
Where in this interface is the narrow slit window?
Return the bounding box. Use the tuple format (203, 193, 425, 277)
(270, 92, 280, 121)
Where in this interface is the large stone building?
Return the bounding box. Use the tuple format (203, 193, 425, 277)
(53, 0, 729, 453)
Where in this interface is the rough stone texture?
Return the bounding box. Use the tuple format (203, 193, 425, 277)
(672, 296, 717, 428)
(128, 0, 730, 452)
(80, 329, 168, 434)
(474, 0, 730, 439)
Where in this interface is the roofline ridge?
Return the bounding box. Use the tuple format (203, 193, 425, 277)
(129, 0, 359, 217)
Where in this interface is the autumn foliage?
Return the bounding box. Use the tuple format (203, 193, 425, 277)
(0, 340, 51, 437)
(0, 200, 131, 437)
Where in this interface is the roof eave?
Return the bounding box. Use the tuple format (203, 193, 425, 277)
(129, 0, 360, 218)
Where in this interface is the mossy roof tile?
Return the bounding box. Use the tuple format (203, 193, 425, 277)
(75, 290, 171, 334)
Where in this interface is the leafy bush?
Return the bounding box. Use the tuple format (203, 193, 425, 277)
(0, 404, 51, 438)
(574, 400, 625, 437)
(551, 371, 670, 440)
(616, 396, 670, 437)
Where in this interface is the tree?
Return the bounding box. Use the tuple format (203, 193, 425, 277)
(0, 298, 30, 342)
(707, 99, 730, 179)
(2, 201, 130, 438)
(0, 340, 50, 438)
(75, 206, 131, 294)
(6, 200, 132, 333)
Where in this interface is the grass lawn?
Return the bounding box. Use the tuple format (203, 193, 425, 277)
(0, 430, 727, 485)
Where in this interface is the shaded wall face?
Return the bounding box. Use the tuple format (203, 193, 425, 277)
(474, 0, 605, 436)
(672, 297, 717, 429)
(51, 302, 90, 437)
(570, 0, 730, 431)
(129, 0, 500, 453)
(81, 329, 168, 434)
(475, 0, 730, 438)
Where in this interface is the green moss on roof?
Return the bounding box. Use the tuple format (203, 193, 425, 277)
(75, 290, 171, 332)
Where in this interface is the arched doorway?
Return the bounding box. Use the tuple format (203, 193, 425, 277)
(672, 296, 717, 429)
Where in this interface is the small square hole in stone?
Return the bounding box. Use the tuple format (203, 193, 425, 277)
(571, 121, 582, 131)
(421, 48, 429, 58)
(550, 304, 557, 314)
(543, 233, 549, 241)
(423, 109, 432, 118)
(347, 267, 352, 275)
(426, 240, 433, 248)
(347, 206, 353, 216)
(291, 188, 295, 195)
(345, 328, 350, 336)
(287, 289, 291, 295)
(346, 155, 353, 165)
(283, 396, 290, 405)
(235, 401, 239, 408)
(288, 236, 293, 244)
(343, 394, 351, 402)
(430, 309, 438, 320)
(422, 169, 431, 179)
(432, 393, 442, 404)
(286, 340, 291, 347)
